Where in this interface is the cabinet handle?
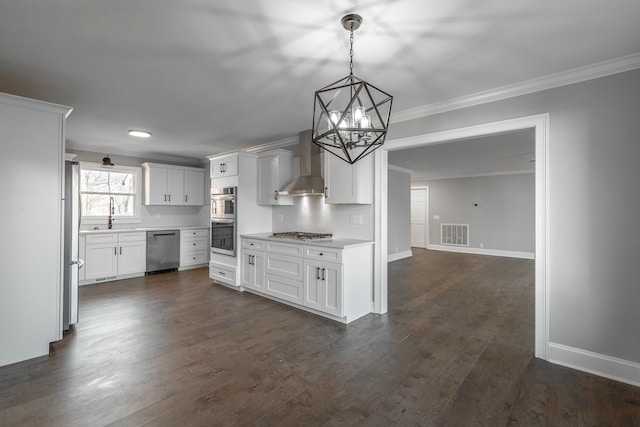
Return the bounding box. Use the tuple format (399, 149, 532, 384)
(322, 268, 326, 281)
(168, 194, 171, 202)
(164, 194, 167, 202)
(120, 246, 122, 255)
(316, 267, 320, 280)
(324, 186, 328, 199)
(274, 190, 278, 201)
(114, 247, 117, 256)
(220, 164, 223, 173)
(219, 271, 226, 276)
(185, 195, 188, 203)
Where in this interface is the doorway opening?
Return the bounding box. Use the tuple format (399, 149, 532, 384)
(374, 114, 548, 360)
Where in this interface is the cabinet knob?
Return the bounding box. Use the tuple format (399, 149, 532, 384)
(319, 253, 323, 256)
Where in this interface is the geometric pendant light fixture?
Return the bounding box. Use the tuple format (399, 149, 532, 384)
(312, 14, 393, 164)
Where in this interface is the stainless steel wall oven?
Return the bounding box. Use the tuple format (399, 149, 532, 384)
(210, 219, 236, 256)
(211, 186, 236, 219)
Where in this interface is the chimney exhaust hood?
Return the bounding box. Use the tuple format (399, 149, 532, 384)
(278, 130, 325, 196)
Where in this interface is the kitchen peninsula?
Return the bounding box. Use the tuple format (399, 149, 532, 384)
(238, 232, 374, 324)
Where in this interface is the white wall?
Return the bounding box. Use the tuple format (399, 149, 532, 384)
(387, 167, 412, 258)
(385, 68, 640, 369)
(418, 173, 535, 254)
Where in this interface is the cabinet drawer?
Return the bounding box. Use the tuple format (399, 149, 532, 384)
(265, 274, 303, 305)
(85, 233, 118, 244)
(303, 246, 342, 263)
(118, 232, 147, 242)
(182, 228, 208, 239)
(266, 241, 304, 257)
(181, 252, 208, 266)
(265, 253, 304, 281)
(181, 237, 208, 252)
(210, 262, 236, 286)
(243, 239, 265, 251)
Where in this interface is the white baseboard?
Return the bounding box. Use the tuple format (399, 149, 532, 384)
(548, 342, 640, 388)
(387, 250, 413, 262)
(427, 244, 535, 260)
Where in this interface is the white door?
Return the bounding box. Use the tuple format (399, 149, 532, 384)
(410, 187, 428, 248)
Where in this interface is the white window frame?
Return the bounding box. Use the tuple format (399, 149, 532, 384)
(79, 162, 142, 226)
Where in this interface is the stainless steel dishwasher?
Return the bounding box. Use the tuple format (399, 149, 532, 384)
(146, 230, 180, 274)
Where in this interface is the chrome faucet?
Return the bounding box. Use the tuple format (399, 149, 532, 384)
(108, 196, 114, 229)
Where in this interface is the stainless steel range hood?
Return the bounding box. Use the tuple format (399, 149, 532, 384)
(278, 129, 325, 196)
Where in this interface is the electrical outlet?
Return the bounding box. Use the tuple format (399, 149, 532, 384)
(351, 214, 363, 225)
(278, 213, 284, 222)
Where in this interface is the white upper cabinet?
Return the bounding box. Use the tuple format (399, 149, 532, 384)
(142, 163, 205, 206)
(257, 149, 295, 205)
(184, 170, 205, 206)
(210, 154, 238, 178)
(323, 152, 374, 204)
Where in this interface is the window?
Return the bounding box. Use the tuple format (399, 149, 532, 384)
(79, 162, 142, 224)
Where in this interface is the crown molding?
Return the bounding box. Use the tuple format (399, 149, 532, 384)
(66, 142, 205, 166)
(243, 136, 298, 153)
(388, 164, 413, 174)
(0, 91, 73, 118)
(391, 52, 640, 123)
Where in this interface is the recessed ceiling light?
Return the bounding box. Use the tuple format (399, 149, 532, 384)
(128, 130, 151, 138)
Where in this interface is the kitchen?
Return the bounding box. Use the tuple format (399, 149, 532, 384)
(2, 1, 640, 424)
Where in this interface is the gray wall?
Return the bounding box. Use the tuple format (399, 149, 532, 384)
(387, 168, 412, 256)
(420, 173, 534, 253)
(386, 69, 640, 364)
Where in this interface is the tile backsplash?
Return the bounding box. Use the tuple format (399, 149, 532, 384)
(272, 196, 374, 240)
(80, 205, 209, 231)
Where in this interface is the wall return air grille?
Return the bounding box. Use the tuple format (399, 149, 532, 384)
(441, 223, 469, 246)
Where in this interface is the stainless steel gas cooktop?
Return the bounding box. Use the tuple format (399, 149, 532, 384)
(270, 231, 333, 241)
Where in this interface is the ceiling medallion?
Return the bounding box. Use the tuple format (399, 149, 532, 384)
(311, 14, 393, 165)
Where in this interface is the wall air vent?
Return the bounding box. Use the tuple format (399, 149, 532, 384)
(441, 223, 469, 246)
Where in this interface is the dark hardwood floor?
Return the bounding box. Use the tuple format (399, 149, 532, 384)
(1, 249, 639, 426)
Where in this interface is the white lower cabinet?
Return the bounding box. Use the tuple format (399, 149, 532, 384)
(240, 237, 372, 323)
(209, 261, 237, 287)
(241, 249, 265, 292)
(303, 260, 342, 317)
(180, 228, 209, 269)
(83, 232, 146, 283)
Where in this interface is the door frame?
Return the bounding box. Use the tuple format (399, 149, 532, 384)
(373, 113, 549, 360)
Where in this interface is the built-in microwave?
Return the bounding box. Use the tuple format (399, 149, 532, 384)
(211, 186, 236, 219)
(211, 219, 236, 256)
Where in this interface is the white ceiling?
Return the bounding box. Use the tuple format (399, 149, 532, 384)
(388, 129, 535, 181)
(1, 0, 639, 163)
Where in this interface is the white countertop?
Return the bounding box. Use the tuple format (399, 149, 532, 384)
(241, 233, 374, 249)
(80, 225, 207, 235)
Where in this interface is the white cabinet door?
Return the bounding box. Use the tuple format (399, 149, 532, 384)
(257, 151, 294, 206)
(321, 262, 342, 317)
(145, 166, 169, 205)
(184, 170, 204, 206)
(242, 249, 265, 292)
(303, 261, 323, 311)
(166, 168, 184, 205)
(324, 153, 374, 204)
(117, 240, 146, 276)
(303, 260, 343, 317)
(211, 154, 238, 178)
(265, 274, 303, 304)
(84, 242, 118, 280)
